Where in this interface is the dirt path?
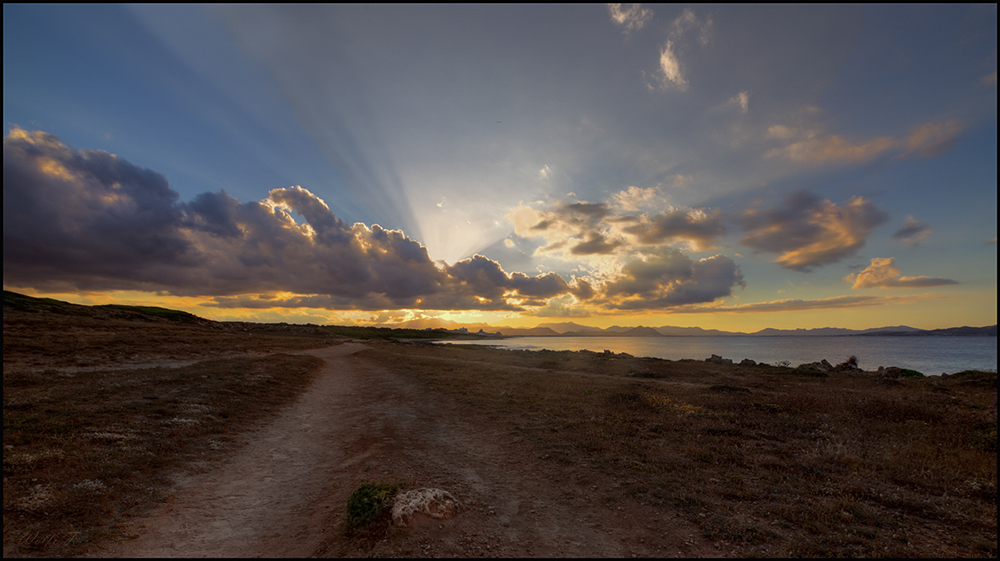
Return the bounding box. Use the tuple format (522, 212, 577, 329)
(106, 343, 714, 557)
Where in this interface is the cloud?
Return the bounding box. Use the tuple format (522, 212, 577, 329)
(892, 215, 931, 246)
(599, 249, 744, 310)
(658, 41, 688, 90)
(769, 133, 897, 164)
(509, 195, 727, 261)
(445, 254, 585, 304)
(607, 3, 653, 33)
(625, 208, 726, 250)
(2, 128, 580, 311)
(652, 9, 712, 91)
(765, 124, 798, 141)
(670, 174, 694, 188)
(728, 91, 749, 113)
(740, 190, 888, 271)
(509, 192, 731, 273)
(509, 200, 621, 257)
(523, 293, 592, 318)
(610, 185, 660, 211)
(668, 294, 926, 314)
(571, 233, 623, 255)
(766, 120, 964, 165)
(3, 128, 196, 290)
(902, 120, 964, 158)
(845, 258, 958, 289)
(669, 8, 712, 46)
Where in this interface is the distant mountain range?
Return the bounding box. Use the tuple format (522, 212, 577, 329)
(393, 319, 997, 338)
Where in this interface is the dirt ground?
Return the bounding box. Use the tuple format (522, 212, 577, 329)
(101, 343, 716, 558)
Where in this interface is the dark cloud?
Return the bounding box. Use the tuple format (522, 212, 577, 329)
(516, 200, 629, 257)
(599, 249, 745, 310)
(569, 276, 596, 300)
(528, 202, 610, 232)
(3, 129, 197, 292)
(3, 129, 578, 311)
(571, 234, 622, 255)
(563, 202, 610, 219)
(516, 198, 726, 259)
(625, 208, 726, 248)
(739, 190, 888, 271)
(892, 216, 931, 246)
(439, 255, 591, 309)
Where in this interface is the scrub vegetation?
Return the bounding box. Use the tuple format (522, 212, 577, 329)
(3, 292, 333, 556)
(365, 343, 997, 558)
(343, 481, 404, 549)
(3, 291, 996, 557)
(1, 291, 477, 557)
(345, 482, 402, 530)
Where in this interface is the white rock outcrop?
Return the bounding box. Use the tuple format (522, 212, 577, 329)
(391, 488, 460, 527)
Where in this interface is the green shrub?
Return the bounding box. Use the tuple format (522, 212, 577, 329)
(345, 482, 401, 529)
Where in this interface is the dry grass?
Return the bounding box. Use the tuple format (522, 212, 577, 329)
(4, 290, 995, 557)
(2, 308, 336, 371)
(3, 302, 334, 557)
(3, 354, 326, 556)
(365, 342, 997, 558)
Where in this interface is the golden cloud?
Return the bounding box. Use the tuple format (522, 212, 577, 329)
(845, 258, 958, 289)
(766, 119, 964, 165)
(740, 191, 888, 271)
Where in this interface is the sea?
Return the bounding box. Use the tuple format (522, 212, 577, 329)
(441, 335, 997, 375)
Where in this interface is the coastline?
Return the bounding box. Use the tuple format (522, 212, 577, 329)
(438, 334, 998, 376)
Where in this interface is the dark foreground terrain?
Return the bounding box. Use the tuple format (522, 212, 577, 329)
(3, 292, 996, 557)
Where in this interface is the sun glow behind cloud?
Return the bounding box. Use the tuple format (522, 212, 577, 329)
(3, 5, 995, 331)
(4, 109, 990, 330)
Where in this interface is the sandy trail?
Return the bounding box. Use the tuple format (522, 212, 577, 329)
(107, 343, 712, 557)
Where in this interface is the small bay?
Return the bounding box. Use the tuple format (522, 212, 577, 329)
(446, 335, 997, 375)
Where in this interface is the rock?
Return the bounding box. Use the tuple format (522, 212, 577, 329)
(706, 354, 733, 365)
(835, 356, 861, 371)
(391, 488, 461, 527)
(879, 366, 902, 378)
(797, 360, 833, 372)
(739, 358, 757, 366)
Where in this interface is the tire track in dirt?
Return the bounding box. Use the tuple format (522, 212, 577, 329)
(106, 343, 713, 557)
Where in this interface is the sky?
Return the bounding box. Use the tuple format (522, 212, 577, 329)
(3, 4, 997, 331)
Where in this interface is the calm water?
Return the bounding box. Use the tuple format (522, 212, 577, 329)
(443, 336, 997, 375)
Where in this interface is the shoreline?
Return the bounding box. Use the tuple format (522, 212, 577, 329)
(433, 335, 997, 376)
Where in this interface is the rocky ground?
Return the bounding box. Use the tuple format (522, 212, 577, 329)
(102, 343, 716, 557)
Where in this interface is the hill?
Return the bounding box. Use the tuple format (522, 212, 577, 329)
(2, 291, 471, 341)
(3, 290, 207, 324)
(860, 324, 998, 337)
